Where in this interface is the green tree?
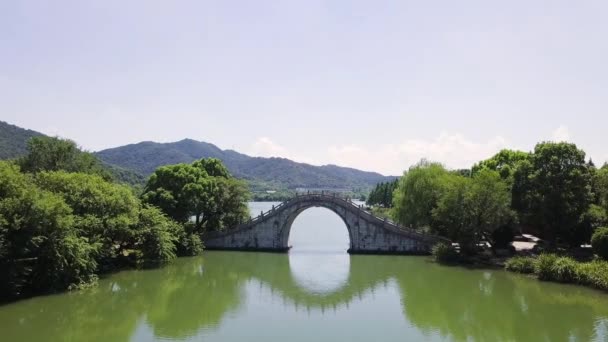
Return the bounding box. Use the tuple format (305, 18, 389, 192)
(391, 160, 453, 228)
(432, 170, 515, 253)
(18, 136, 110, 179)
(591, 227, 608, 260)
(142, 163, 210, 224)
(366, 178, 399, 208)
(1, 145, 191, 299)
(35, 171, 141, 268)
(137, 205, 179, 264)
(512, 142, 593, 246)
(0, 162, 99, 297)
(193, 158, 230, 178)
(431, 175, 471, 242)
(595, 165, 608, 214)
(142, 159, 250, 233)
(472, 149, 529, 180)
(208, 177, 251, 230)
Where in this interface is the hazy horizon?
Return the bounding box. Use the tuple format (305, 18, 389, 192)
(2, 1, 607, 174)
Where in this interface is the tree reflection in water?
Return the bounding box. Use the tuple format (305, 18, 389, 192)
(0, 252, 607, 342)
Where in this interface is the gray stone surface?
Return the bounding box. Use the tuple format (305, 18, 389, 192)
(202, 194, 448, 255)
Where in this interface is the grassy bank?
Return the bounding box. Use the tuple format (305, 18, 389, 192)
(505, 254, 608, 292)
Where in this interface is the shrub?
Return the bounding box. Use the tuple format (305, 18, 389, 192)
(137, 206, 179, 264)
(591, 227, 608, 261)
(535, 254, 559, 280)
(178, 233, 204, 256)
(575, 260, 608, 291)
(505, 256, 536, 274)
(432, 243, 459, 264)
(504, 253, 608, 291)
(550, 257, 578, 282)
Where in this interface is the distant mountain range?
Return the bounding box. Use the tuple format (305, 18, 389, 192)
(0, 120, 395, 192)
(95, 139, 395, 191)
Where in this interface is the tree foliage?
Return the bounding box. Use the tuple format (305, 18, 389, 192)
(18, 136, 110, 179)
(472, 149, 529, 180)
(592, 227, 608, 261)
(432, 169, 515, 252)
(0, 162, 99, 296)
(595, 165, 608, 215)
(512, 142, 593, 245)
(137, 206, 180, 264)
(142, 158, 250, 233)
(34, 171, 142, 268)
(366, 179, 399, 207)
(392, 161, 453, 228)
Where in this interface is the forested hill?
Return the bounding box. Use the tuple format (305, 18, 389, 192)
(95, 139, 396, 191)
(0, 121, 395, 191)
(0, 121, 45, 159)
(0, 121, 145, 185)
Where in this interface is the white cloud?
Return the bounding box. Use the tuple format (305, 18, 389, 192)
(246, 127, 595, 176)
(550, 124, 571, 142)
(328, 132, 509, 175)
(248, 137, 289, 158)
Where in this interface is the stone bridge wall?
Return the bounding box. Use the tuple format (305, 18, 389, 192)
(202, 193, 448, 255)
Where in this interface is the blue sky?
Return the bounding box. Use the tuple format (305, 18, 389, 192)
(1, 0, 607, 175)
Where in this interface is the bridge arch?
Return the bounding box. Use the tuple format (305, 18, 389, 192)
(278, 201, 356, 252)
(203, 193, 448, 254)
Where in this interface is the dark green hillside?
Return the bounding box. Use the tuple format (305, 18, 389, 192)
(0, 121, 146, 186)
(0, 121, 45, 159)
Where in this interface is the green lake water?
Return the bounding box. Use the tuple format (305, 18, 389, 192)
(1, 202, 608, 341)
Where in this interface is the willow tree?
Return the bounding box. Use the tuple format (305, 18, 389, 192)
(391, 160, 454, 229)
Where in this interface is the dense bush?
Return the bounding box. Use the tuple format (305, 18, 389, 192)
(0, 162, 99, 296)
(550, 257, 578, 283)
(432, 243, 459, 264)
(591, 227, 608, 260)
(504, 256, 536, 274)
(505, 254, 608, 291)
(576, 260, 608, 291)
(137, 206, 180, 264)
(178, 232, 204, 256)
(535, 254, 559, 280)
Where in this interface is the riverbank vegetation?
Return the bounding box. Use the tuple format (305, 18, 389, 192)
(505, 255, 608, 291)
(0, 137, 249, 301)
(376, 141, 608, 290)
(389, 142, 607, 252)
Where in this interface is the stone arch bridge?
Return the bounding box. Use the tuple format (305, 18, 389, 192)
(202, 193, 449, 254)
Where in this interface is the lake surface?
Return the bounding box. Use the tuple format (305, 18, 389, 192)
(1, 202, 608, 341)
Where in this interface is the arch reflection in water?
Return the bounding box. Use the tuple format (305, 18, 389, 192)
(288, 252, 350, 295)
(287, 206, 351, 294)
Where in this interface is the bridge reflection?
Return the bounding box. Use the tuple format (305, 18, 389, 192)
(2, 251, 608, 342)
